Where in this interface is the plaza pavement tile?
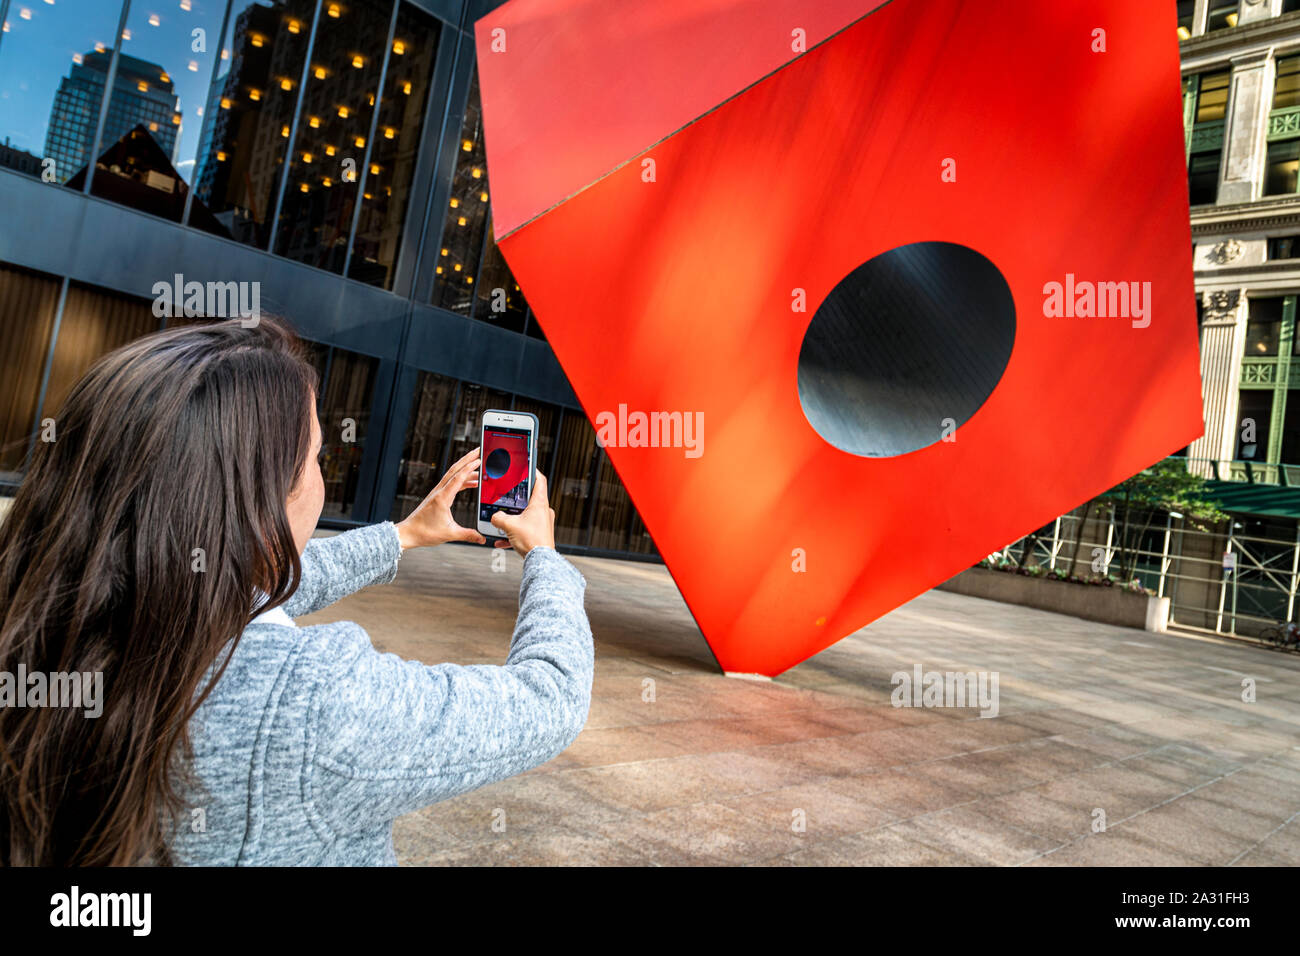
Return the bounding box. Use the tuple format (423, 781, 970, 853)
(299, 535, 1300, 865)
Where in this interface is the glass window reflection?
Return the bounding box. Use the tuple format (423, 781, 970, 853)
(446, 381, 511, 529)
(391, 369, 457, 521)
(432, 67, 489, 315)
(85, 0, 230, 221)
(0, 264, 61, 479)
(1246, 297, 1284, 356)
(348, 1, 439, 288)
(272, 0, 390, 270)
(190, 0, 314, 247)
(0, 0, 128, 185)
(552, 412, 598, 547)
(317, 345, 378, 519)
(474, 215, 528, 333)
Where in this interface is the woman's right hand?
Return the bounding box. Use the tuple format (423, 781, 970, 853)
(491, 471, 556, 557)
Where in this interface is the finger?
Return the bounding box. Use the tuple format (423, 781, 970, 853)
(447, 447, 481, 473)
(526, 471, 550, 509)
(438, 450, 481, 485)
(434, 462, 480, 499)
(443, 459, 480, 487)
(455, 524, 487, 545)
(493, 538, 512, 548)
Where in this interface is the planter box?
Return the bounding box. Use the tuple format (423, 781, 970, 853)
(938, 567, 1170, 632)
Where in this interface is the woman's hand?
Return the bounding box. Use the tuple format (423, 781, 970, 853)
(395, 448, 487, 550)
(490, 471, 556, 557)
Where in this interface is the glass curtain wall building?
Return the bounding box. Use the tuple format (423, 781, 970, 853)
(0, 0, 657, 560)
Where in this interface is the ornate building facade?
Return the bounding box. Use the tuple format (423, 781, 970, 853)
(1182, 0, 1300, 477)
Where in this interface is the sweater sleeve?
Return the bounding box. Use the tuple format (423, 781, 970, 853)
(281, 522, 403, 619)
(301, 546, 594, 835)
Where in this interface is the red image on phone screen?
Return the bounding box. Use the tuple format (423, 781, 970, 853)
(479, 428, 531, 519)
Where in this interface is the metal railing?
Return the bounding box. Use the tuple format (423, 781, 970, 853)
(989, 507, 1299, 638)
(1182, 455, 1300, 486)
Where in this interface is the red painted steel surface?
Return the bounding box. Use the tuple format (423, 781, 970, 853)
(475, 0, 1204, 675)
(474, 0, 885, 237)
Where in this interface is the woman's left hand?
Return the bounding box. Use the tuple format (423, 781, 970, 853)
(395, 447, 487, 550)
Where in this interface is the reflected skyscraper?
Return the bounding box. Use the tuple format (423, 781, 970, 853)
(43, 51, 179, 185)
(192, 2, 280, 244)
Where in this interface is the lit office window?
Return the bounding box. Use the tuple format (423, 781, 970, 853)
(1195, 71, 1230, 123)
(37, 282, 158, 424)
(0, 0, 125, 185)
(1274, 56, 1300, 110)
(317, 346, 379, 519)
(588, 449, 635, 552)
(1237, 390, 1273, 460)
(272, 0, 391, 271)
(432, 68, 490, 316)
(190, 1, 314, 248)
(1245, 297, 1284, 356)
(348, 2, 441, 289)
(0, 264, 61, 480)
(472, 218, 529, 333)
(392, 370, 459, 521)
(1207, 2, 1240, 32)
(1188, 71, 1229, 205)
(552, 412, 600, 547)
(1176, 0, 1194, 40)
(431, 65, 532, 330)
(1265, 139, 1300, 195)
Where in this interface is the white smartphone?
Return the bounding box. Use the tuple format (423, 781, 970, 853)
(476, 409, 539, 539)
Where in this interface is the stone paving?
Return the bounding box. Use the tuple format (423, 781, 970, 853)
(300, 536, 1300, 866)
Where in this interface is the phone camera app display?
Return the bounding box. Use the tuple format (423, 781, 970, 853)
(479, 427, 531, 523)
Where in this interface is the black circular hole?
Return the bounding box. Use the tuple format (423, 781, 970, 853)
(797, 241, 1016, 458)
(484, 447, 511, 479)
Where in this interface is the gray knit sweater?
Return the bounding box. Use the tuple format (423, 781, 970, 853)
(167, 522, 593, 866)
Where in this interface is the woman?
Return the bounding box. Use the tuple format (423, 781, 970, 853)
(0, 317, 593, 866)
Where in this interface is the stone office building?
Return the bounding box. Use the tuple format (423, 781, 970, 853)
(1182, 0, 1300, 475)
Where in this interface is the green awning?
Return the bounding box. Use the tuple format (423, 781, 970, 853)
(1203, 480, 1300, 519)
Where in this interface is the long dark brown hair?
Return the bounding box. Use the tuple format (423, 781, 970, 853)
(0, 317, 319, 865)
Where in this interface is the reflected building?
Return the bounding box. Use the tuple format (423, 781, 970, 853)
(44, 51, 179, 185)
(0, 0, 657, 559)
(0, 138, 41, 178)
(192, 2, 280, 245)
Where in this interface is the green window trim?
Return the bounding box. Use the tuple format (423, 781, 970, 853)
(1267, 105, 1300, 141)
(1240, 296, 1300, 467)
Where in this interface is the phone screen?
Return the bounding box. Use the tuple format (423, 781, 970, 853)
(478, 425, 533, 526)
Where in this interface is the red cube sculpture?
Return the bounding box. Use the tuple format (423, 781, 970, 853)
(474, 0, 1204, 676)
